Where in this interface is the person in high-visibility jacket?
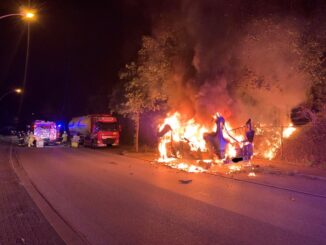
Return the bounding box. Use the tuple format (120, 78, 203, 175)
(71, 133, 80, 148)
(62, 131, 68, 145)
(27, 132, 35, 147)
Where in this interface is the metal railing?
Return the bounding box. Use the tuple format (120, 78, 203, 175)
(251, 122, 326, 165)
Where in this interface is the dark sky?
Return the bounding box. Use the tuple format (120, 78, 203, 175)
(0, 0, 155, 126)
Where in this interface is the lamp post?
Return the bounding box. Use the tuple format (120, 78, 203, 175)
(0, 89, 23, 102)
(0, 10, 35, 21)
(0, 7, 36, 119)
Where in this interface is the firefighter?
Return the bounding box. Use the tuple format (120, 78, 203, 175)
(62, 131, 68, 145)
(71, 133, 80, 148)
(27, 132, 35, 147)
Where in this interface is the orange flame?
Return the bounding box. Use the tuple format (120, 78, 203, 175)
(257, 123, 297, 160)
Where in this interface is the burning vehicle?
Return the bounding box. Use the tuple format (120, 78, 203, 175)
(156, 110, 298, 174)
(157, 112, 255, 171)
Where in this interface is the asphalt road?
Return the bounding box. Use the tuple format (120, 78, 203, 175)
(14, 146, 326, 245)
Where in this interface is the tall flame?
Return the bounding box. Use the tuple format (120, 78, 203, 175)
(158, 112, 211, 153)
(157, 112, 245, 164)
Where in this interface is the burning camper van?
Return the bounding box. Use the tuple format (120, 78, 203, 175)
(156, 110, 298, 174)
(157, 112, 255, 171)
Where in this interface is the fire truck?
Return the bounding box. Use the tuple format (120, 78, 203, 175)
(33, 120, 58, 145)
(68, 114, 120, 147)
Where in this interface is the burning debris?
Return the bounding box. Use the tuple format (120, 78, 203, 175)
(227, 165, 242, 174)
(248, 172, 256, 177)
(178, 179, 192, 184)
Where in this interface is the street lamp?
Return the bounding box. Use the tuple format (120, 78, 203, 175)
(0, 8, 36, 21)
(21, 8, 36, 21)
(1, 6, 37, 120)
(0, 88, 23, 102)
(0, 7, 36, 116)
(25, 12, 35, 19)
(14, 88, 22, 94)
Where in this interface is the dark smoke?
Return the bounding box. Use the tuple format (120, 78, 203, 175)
(149, 0, 325, 127)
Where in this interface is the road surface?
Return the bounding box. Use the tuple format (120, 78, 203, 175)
(13, 146, 326, 244)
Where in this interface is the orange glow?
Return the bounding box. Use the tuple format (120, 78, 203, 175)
(257, 123, 297, 160)
(14, 88, 22, 94)
(228, 164, 241, 173)
(283, 124, 296, 138)
(20, 7, 36, 21)
(25, 12, 34, 18)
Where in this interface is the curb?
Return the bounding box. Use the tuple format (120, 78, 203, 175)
(253, 157, 326, 181)
(259, 166, 326, 182)
(290, 172, 326, 182)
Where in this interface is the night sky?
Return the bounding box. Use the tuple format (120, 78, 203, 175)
(0, 0, 158, 127)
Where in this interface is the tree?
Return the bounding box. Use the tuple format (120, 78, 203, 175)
(118, 33, 174, 151)
(301, 30, 326, 113)
(115, 25, 191, 152)
(118, 62, 161, 152)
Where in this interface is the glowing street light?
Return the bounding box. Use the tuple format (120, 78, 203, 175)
(15, 88, 23, 94)
(0, 88, 23, 102)
(0, 8, 36, 21)
(25, 12, 35, 19)
(21, 8, 36, 21)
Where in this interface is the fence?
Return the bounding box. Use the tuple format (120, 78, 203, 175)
(250, 122, 326, 166)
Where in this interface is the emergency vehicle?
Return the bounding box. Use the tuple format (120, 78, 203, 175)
(33, 120, 58, 145)
(68, 114, 120, 147)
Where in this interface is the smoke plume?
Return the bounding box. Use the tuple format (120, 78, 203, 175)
(149, 0, 324, 127)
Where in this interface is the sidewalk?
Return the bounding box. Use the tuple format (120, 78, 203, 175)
(252, 157, 326, 181)
(0, 142, 65, 244)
